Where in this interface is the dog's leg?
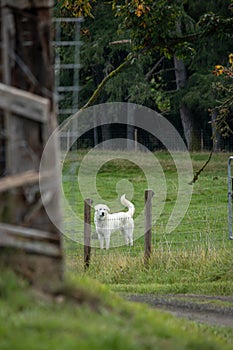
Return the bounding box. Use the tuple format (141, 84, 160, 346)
(98, 234, 104, 249)
(129, 234, 133, 246)
(125, 229, 133, 246)
(105, 234, 110, 250)
(122, 229, 130, 246)
(124, 234, 129, 246)
(122, 227, 134, 246)
(129, 228, 134, 246)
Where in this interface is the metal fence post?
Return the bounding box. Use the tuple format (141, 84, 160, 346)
(84, 198, 92, 269)
(144, 189, 154, 265)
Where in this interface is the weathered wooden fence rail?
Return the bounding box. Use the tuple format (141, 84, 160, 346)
(0, 223, 61, 257)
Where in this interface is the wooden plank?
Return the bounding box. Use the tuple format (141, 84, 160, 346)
(0, 170, 53, 192)
(1, 0, 54, 9)
(0, 223, 61, 257)
(0, 170, 39, 192)
(0, 83, 49, 122)
(1, 6, 11, 84)
(0, 234, 61, 257)
(0, 223, 60, 241)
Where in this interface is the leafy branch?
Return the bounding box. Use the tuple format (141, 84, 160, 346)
(81, 55, 132, 110)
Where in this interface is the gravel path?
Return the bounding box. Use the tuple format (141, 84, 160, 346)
(126, 294, 233, 327)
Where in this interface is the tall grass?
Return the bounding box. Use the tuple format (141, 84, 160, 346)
(65, 239, 233, 294)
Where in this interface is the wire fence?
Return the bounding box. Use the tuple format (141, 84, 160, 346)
(60, 126, 233, 153)
(62, 189, 230, 262)
(60, 131, 233, 266)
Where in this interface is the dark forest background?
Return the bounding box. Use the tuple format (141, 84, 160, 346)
(54, 0, 233, 152)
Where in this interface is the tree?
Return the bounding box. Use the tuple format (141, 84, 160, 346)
(56, 0, 96, 18)
(113, 0, 232, 150)
(211, 54, 233, 140)
(56, 0, 233, 151)
(179, 0, 233, 151)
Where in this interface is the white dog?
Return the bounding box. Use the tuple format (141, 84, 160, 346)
(94, 194, 135, 249)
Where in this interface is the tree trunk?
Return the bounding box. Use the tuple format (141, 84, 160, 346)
(101, 124, 111, 148)
(100, 104, 112, 149)
(93, 108, 98, 146)
(211, 108, 221, 152)
(127, 104, 135, 151)
(174, 56, 200, 151)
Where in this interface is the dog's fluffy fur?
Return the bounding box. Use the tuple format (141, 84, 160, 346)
(94, 194, 135, 249)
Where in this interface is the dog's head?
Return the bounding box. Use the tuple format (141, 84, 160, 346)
(94, 204, 110, 221)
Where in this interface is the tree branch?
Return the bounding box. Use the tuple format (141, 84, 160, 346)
(81, 56, 132, 110)
(188, 150, 213, 185)
(109, 39, 131, 45)
(145, 56, 164, 81)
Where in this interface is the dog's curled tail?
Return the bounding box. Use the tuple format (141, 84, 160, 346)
(120, 194, 135, 217)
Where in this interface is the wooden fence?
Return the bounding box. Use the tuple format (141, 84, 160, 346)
(0, 0, 64, 287)
(0, 82, 63, 286)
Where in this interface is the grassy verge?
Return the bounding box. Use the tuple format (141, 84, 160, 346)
(65, 243, 233, 295)
(0, 269, 233, 349)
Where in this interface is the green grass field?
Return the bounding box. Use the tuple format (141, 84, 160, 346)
(62, 150, 233, 295)
(1, 151, 233, 350)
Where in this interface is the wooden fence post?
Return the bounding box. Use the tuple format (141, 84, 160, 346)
(144, 189, 154, 265)
(84, 198, 92, 270)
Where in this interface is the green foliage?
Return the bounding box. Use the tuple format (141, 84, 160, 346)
(211, 55, 233, 137)
(174, 73, 217, 112)
(198, 11, 233, 40)
(114, 0, 196, 57)
(169, 1, 233, 139)
(79, 1, 131, 105)
(55, 0, 233, 149)
(56, 0, 96, 18)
